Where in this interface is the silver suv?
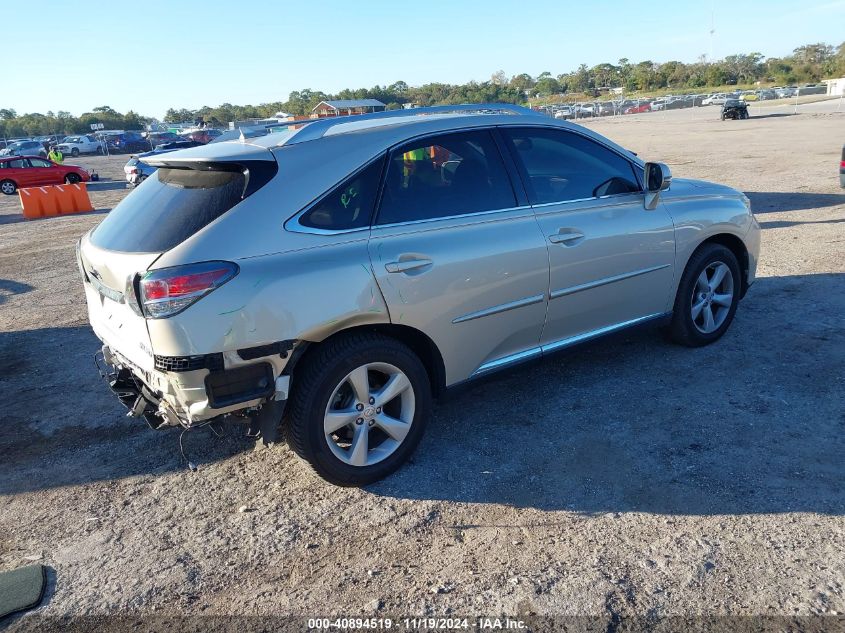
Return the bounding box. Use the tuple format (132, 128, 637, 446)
(78, 104, 760, 485)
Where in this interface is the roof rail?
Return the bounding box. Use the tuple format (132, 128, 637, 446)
(213, 103, 540, 146)
(285, 103, 540, 145)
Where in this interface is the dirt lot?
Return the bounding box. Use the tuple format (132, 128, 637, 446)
(1, 106, 843, 630)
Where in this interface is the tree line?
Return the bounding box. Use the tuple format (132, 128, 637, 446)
(2, 41, 842, 137)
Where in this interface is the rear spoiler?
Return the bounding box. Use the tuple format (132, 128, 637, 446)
(140, 158, 278, 198)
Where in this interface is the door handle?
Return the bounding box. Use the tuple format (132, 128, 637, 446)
(385, 258, 433, 274)
(549, 232, 584, 245)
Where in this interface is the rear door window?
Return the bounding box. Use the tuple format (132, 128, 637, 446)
(376, 129, 516, 225)
(90, 167, 246, 253)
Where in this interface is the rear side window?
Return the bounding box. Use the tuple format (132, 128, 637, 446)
(504, 128, 641, 204)
(90, 168, 246, 253)
(377, 129, 516, 225)
(299, 157, 384, 231)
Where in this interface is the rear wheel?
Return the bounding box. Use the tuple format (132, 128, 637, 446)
(668, 243, 741, 347)
(287, 332, 431, 486)
(0, 179, 17, 195)
(65, 173, 81, 184)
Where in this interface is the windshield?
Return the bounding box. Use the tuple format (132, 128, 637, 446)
(90, 167, 246, 253)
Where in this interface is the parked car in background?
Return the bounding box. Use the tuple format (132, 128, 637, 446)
(553, 106, 574, 120)
(840, 145, 844, 188)
(722, 99, 750, 120)
(123, 141, 204, 186)
(78, 104, 759, 485)
(596, 102, 616, 116)
(624, 102, 652, 114)
(180, 128, 223, 144)
(0, 156, 90, 194)
(145, 132, 182, 148)
(103, 132, 148, 153)
(0, 140, 48, 158)
(702, 93, 730, 106)
(757, 89, 776, 101)
(56, 135, 104, 157)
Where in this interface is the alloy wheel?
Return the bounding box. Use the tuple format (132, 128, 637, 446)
(323, 362, 415, 467)
(691, 261, 734, 334)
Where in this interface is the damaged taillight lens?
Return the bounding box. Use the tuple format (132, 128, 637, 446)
(139, 261, 238, 319)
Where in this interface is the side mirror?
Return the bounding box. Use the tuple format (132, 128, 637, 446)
(643, 162, 671, 209)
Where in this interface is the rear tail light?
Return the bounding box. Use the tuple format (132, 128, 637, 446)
(138, 261, 238, 319)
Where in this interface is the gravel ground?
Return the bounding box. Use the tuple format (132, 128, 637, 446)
(0, 107, 843, 630)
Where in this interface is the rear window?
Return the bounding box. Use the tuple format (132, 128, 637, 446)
(90, 167, 246, 253)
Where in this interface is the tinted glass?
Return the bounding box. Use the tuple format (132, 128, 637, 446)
(300, 157, 384, 231)
(28, 158, 50, 167)
(8, 159, 26, 168)
(90, 167, 246, 253)
(377, 129, 515, 225)
(505, 128, 641, 204)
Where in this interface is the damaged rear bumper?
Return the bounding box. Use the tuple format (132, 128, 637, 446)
(97, 342, 293, 429)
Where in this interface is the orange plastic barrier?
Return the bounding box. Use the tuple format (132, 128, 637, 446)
(19, 183, 94, 219)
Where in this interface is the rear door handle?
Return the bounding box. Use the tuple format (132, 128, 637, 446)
(385, 258, 433, 273)
(548, 232, 584, 245)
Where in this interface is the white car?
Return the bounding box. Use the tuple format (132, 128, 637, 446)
(0, 140, 47, 158)
(56, 135, 104, 157)
(702, 93, 730, 106)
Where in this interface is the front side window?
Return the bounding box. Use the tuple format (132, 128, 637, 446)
(377, 129, 516, 225)
(504, 128, 641, 205)
(299, 156, 384, 231)
(28, 158, 51, 167)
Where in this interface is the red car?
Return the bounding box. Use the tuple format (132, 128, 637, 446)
(0, 156, 90, 195)
(624, 103, 652, 114)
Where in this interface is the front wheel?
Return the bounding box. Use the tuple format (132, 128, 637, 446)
(0, 179, 17, 195)
(287, 332, 431, 486)
(70, 148, 80, 157)
(668, 243, 741, 347)
(65, 173, 81, 184)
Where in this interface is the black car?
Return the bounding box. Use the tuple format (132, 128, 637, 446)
(103, 132, 148, 153)
(721, 99, 749, 120)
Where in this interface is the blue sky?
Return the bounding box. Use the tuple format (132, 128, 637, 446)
(7, 0, 845, 118)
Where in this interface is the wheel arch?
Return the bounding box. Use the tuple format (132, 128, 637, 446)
(695, 233, 750, 298)
(286, 324, 447, 397)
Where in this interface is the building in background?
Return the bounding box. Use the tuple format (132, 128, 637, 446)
(311, 99, 386, 118)
(823, 77, 845, 96)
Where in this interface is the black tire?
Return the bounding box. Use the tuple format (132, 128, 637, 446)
(70, 148, 79, 157)
(668, 243, 741, 347)
(0, 179, 17, 195)
(65, 173, 81, 184)
(97, 146, 103, 155)
(287, 332, 431, 486)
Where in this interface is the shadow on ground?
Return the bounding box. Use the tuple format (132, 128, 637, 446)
(0, 279, 34, 304)
(2, 274, 843, 516)
(745, 191, 844, 214)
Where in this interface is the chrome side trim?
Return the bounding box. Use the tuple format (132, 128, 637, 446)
(452, 293, 545, 324)
(470, 346, 542, 378)
(549, 264, 671, 300)
(469, 312, 668, 379)
(541, 313, 667, 354)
